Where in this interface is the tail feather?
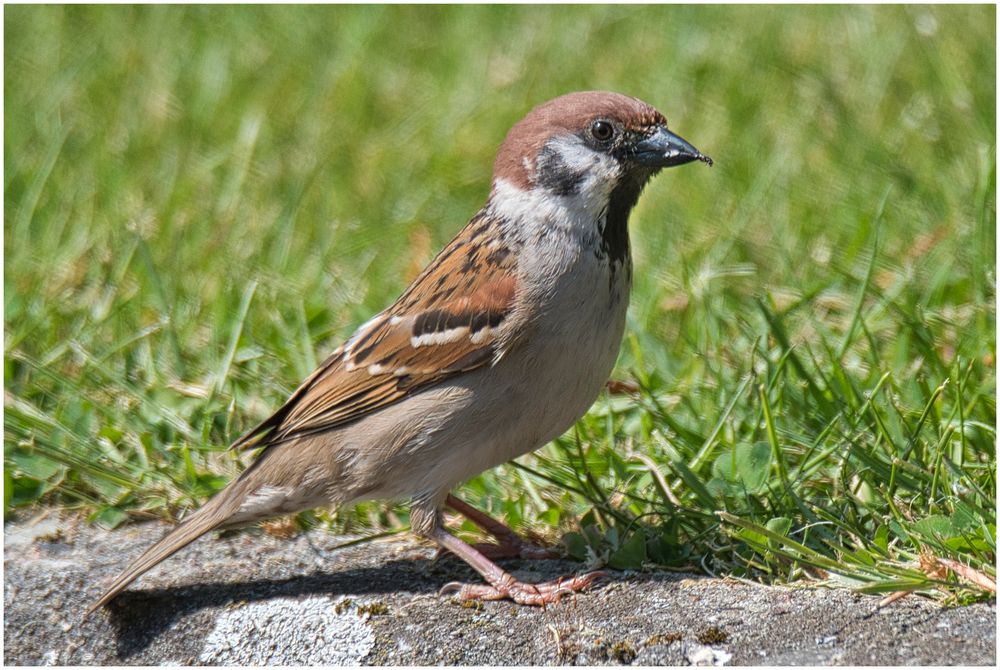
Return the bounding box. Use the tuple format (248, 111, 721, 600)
(85, 493, 236, 617)
(85, 442, 322, 617)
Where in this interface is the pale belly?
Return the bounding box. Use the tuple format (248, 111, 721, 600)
(347, 254, 632, 503)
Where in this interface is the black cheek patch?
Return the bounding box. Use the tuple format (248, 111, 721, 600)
(535, 144, 587, 196)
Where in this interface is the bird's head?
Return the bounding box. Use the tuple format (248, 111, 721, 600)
(492, 91, 712, 206)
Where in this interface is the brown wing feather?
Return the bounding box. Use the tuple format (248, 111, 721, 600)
(230, 211, 519, 451)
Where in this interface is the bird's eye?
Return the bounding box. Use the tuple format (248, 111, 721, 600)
(590, 120, 614, 142)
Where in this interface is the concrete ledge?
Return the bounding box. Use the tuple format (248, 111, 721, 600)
(4, 515, 995, 665)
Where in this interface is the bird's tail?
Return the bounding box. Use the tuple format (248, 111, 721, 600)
(84, 478, 248, 617)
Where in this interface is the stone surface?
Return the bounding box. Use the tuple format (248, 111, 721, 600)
(3, 514, 995, 665)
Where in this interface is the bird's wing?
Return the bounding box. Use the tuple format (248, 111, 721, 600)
(230, 212, 520, 450)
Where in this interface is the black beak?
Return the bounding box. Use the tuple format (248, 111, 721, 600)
(633, 126, 713, 168)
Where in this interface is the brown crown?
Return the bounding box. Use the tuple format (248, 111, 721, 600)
(493, 91, 667, 189)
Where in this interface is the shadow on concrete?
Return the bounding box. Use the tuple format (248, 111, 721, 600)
(102, 552, 642, 659)
(105, 557, 447, 659)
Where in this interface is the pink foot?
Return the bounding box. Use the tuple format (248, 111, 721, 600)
(439, 571, 607, 606)
(445, 494, 562, 560)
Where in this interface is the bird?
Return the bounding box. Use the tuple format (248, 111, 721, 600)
(87, 90, 712, 613)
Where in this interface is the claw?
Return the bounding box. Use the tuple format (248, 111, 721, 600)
(431, 522, 607, 608)
(548, 586, 574, 603)
(438, 581, 466, 597)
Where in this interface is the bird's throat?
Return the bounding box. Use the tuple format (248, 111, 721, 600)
(598, 172, 651, 266)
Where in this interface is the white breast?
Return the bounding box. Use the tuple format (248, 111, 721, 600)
(485, 177, 632, 451)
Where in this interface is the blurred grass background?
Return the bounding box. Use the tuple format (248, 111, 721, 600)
(5, 5, 996, 601)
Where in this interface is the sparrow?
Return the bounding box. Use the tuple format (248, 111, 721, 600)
(87, 91, 711, 613)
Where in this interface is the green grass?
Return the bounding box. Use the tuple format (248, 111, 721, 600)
(5, 5, 996, 603)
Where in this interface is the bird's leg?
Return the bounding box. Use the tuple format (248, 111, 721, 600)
(445, 494, 560, 560)
(433, 526, 605, 606)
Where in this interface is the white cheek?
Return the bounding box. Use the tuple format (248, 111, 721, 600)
(489, 163, 615, 241)
(520, 135, 621, 222)
(546, 135, 622, 191)
(489, 179, 562, 234)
